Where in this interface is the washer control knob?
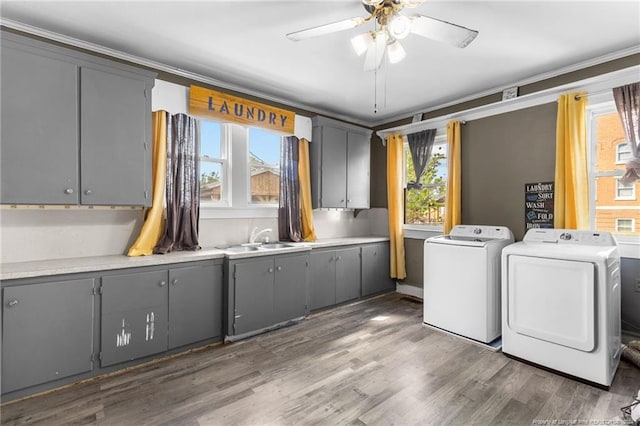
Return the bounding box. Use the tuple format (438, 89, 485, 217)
(560, 232, 572, 241)
(473, 228, 482, 234)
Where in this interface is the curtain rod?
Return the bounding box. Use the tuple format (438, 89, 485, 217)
(574, 88, 614, 100)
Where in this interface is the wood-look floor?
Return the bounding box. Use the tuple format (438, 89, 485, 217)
(2, 293, 639, 425)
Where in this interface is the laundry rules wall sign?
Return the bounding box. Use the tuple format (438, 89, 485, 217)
(189, 85, 295, 134)
(525, 182, 554, 231)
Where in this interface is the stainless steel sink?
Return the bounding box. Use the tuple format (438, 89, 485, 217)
(260, 243, 295, 249)
(225, 245, 260, 253)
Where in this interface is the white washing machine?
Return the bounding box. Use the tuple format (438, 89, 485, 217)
(502, 228, 621, 388)
(424, 225, 514, 343)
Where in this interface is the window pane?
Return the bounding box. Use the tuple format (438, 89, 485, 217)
(592, 111, 640, 235)
(200, 161, 223, 201)
(200, 121, 222, 159)
(249, 128, 280, 204)
(616, 142, 631, 163)
(404, 143, 447, 225)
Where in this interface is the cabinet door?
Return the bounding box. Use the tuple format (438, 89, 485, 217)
(2, 278, 94, 393)
(80, 66, 150, 206)
(233, 259, 275, 335)
(321, 126, 348, 208)
(309, 250, 336, 310)
(100, 270, 168, 367)
(274, 254, 308, 324)
(361, 243, 395, 296)
(168, 263, 222, 349)
(1, 42, 79, 204)
(335, 247, 361, 304)
(346, 131, 370, 209)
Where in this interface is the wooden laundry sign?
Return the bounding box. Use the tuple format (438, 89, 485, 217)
(189, 85, 295, 134)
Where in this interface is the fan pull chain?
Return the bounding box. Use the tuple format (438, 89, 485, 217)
(374, 68, 378, 114)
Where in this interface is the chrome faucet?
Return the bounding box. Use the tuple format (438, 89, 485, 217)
(249, 227, 272, 244)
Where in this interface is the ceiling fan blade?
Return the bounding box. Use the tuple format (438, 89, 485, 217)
(286, 17, 365, 41)
(410, 14, 478, 48)
(363, 32, 388, 71)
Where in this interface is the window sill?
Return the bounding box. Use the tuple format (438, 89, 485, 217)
(404, 224, 444, 239)
(616, 235, 640, 259)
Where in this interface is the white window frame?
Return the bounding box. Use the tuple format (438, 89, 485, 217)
(403, 130, 448, 237)
(587, 98, 639, 257)
(615, 218, 635, 233)
(199, 121, 230, 207)
(199, 123, 280, 219)
(615, 141, 632, 164)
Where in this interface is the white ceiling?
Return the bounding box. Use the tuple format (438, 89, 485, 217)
(1, 1, 639, 127)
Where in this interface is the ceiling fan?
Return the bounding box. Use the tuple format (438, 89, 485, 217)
(286, 0, 479, 71)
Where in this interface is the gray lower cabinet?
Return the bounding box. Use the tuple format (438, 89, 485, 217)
(100, 270, 169, 367)
(361, 242, 395, 296)
(169, 263, 223, 349)
(101, 261, 223, 367)
(309, 246, 361, 310)
(2, 278, 95, 393)
(227, 253, 309, 338)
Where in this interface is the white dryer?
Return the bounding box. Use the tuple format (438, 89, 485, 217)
(502, 228, 621, 388)
(424, 225, 514, 343)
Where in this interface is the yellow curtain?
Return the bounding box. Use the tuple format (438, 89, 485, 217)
(386, 133, 406, 279)
(128, 111, 168, 256)
(444, 121, 462, 234)
(298, 137, 317, 241)
(554, 92, 589, 229)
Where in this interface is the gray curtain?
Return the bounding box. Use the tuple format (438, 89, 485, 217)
(155, 113, 200, 253)
(613, 82, 640, 186)
(278, 136, 302, 242)
(407, 128, 437, 189)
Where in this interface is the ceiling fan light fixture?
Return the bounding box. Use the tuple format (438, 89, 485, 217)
(387, 40, 406, 64)
(388, 14, 411, 40)
(351, 32, 374, 56)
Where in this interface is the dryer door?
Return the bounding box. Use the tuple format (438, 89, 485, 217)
(506, 255, 595, 352)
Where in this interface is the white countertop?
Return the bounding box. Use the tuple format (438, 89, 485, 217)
(0, 236, 389, 280)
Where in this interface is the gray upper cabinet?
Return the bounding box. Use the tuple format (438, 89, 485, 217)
(0, 31, 155, 206)
(2, 278, 95, 393)
(311, 116, 371, 209)
(1, 37, 80, 204)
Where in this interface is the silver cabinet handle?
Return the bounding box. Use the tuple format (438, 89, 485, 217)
(234, 314, 242, 319)
(337, 255, 342, 261)
(159, 280, 167, 287)
(7, 299, 19, 308)
(276, 266, 282, 271)
(172, 279, 178, 286)
(268, 267, 274, 273)
(64, 188, 74, 194)
(84, 189, 92, 195)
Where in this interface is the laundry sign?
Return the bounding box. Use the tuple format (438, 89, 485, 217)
(189, 85, 295, 134)
(525, 181, 554, 231)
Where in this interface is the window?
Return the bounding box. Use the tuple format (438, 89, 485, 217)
(588, 102, 639, 236)
(248, 127, 281, 204)
(616, 142, 632, 164)
(199, 121, 227, 204)
(616, 218, 635, 233)
(403, 135, 447, 226)
(615, 178, 636, 200)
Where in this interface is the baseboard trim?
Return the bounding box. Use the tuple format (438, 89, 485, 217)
(396, 283, 423, 300)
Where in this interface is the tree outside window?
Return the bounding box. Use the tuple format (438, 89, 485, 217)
(404, 143, 447, 225)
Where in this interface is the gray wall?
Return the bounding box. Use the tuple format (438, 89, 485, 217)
(461, 103, 557, 241)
